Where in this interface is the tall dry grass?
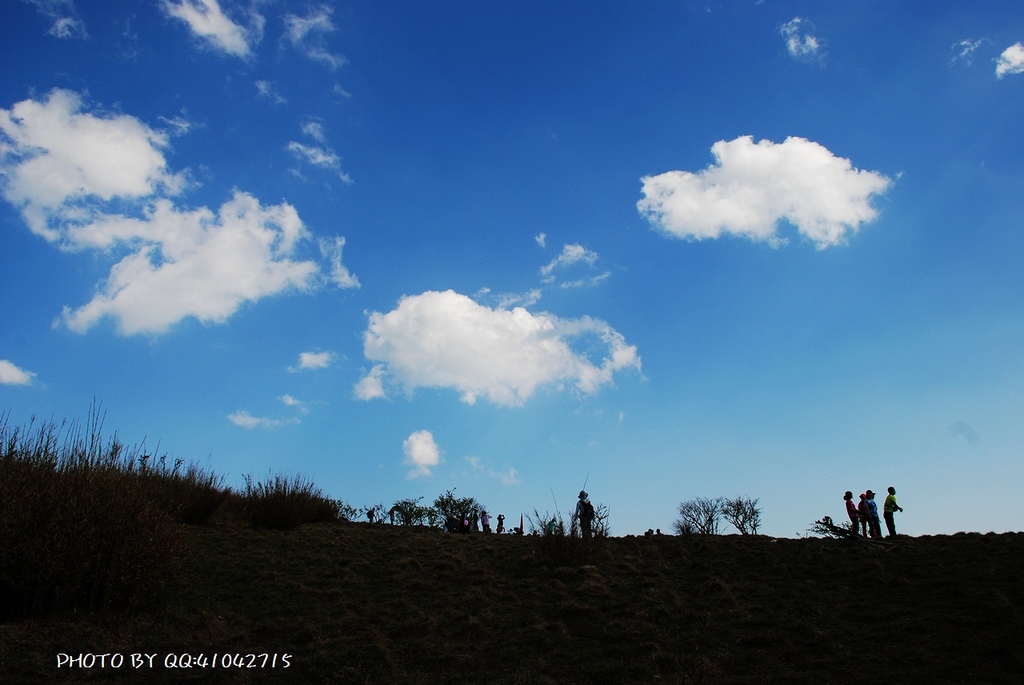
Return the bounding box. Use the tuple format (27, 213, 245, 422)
(242, 471, 340, 530)
(0, 408, 225, 620)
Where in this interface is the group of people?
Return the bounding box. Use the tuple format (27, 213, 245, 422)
(844, 487, 904, 538)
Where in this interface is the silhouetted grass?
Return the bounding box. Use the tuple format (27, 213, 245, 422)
(242, 471, 339, 530)
(0, 409, 229, 620)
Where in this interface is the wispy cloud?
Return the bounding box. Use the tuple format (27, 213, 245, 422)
(161, 0, 263, 59)
(23, 0, 87, 39)
(948, 420, 980, 446)
(319, 236, 359, 288)
(287, 121, 352, 183)
(996, 42, 1024, 78)
(0, 360, 36, 386)
(403, 429, 441, 478)
(255, 80, 286, 104)
(534, 232, 547, 248)
(227, 410, 299, 429)
(356, 289, 641, 407)
(950, 39, 985, 66)
(638, 136, 891, 249)
(779, 17, 823, 63)
(283, 6, 346, 70)
(539, 243, 609, 289)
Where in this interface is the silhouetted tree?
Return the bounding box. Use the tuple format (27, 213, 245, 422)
(674, 497, 725, 535)
(723, 496, 762, 535)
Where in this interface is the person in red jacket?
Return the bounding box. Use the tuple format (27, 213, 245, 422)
(844, 491, 859, 534)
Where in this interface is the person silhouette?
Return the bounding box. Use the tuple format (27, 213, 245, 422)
(844, 491, 859, 534)
(883, 486, 904, 537)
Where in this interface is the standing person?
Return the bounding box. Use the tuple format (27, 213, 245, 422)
(883, 486, 904, 537)
(575, 490, 595, 540)
(844, 491, 859, 534)
(857, 493, 870, 538)
(496, 513, 505, 534)
(481, 510, 492, 533)
(865, 490, 881, 539)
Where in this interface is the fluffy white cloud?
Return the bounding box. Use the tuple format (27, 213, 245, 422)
(996, 43, 1024, 78)
(162, 0, 261, 59)
(356, 290, 641, 407)
(637, 136, 891, 249)
(291, 350, 336, 371)
(0, 90, 358, 335)
(354, 364, 387, 400)
(0, 360, 36, 386)
(58, 192, 320, 335)
(403, 429, 441, 478)
(283, 7, 346, 69)
(779, 17, 822, 61)
(0, 89, 186, 240)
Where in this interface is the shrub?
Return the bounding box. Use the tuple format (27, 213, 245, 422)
(391, 497, 435, 526)
(243, 472, 339, 530)
(433, 488, 484, 530)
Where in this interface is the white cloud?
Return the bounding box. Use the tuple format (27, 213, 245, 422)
(291, 350, 336, 371)
(637, 136, 891, 249)
(780, 17, 822, 62)
(57, 192, 320, 335)
(283, 7, 346, 69)
(227, 410, 298, 429)
(279, 394, 310, 414)
(356, 290, 641, 407)
(24, 0, 87, 39)
(951, 39, 984, 66)
(162, 0, 262, 59)
(319, 236, 359, 288)
(0, 360, 36, 386)
(494, 467, 521, 485)
(495, 288, 542, 309)
(535, 232, 547, 248)
(0, 89, 186, 240)
(256, 80, 286, 104)
(287, 141, 352, 184)
(996, 42, 1024, 78)
(540, 243, 599, 281)
(0, 89, 353, 336)
(538, 243, 608, 289)
(354, 364, 387, 400)
(302, 120, 327, 143)
(403, 429, 441, 478)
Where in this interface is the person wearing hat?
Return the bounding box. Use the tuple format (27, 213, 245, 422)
(857, 493, 870, 538)
(883, 487, 904, 537)
(865, 490, 881, 539)
(575, 490, 595, 540)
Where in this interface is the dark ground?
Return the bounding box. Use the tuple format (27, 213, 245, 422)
(3, 523, 1023, 684)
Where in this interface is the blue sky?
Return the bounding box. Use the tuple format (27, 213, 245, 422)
(2, 0, 1023, 537)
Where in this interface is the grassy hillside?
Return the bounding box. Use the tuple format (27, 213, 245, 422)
(4, 522, 1023, 684)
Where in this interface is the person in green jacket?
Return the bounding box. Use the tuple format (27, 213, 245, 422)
(883, 486, 904, 537)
